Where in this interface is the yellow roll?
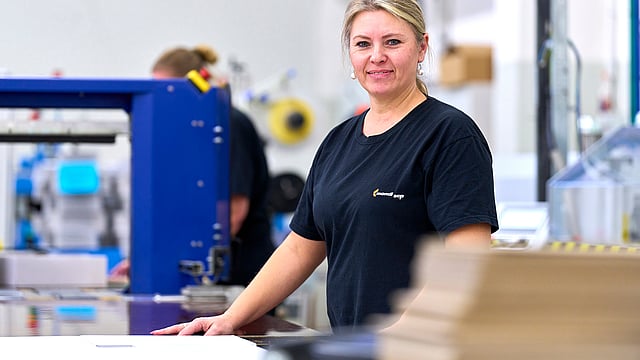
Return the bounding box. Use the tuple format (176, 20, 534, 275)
(267, 97, 314, 145)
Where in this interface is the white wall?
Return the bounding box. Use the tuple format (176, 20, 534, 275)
(1, 1, 318, 79)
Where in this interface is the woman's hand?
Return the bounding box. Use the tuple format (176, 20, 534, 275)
(108, 258, 130, 282)
(150, 314, 238, 336)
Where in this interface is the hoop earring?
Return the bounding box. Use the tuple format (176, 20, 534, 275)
(417, 63, 424, 76)
(350, 71, 356, 80)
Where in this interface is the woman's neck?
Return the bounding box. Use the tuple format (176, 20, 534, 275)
(363, 88, 426, 136)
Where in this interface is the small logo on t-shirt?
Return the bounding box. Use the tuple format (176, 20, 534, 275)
(372, 188, 404, 200)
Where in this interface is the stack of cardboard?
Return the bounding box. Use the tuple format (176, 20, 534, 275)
(378, 243, 640, 360)
(439, 45, 492, 87)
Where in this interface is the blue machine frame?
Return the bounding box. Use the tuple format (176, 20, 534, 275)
(0, 77, 231, 294)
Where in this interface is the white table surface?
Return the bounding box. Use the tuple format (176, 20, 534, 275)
(0, 334, 266, 360)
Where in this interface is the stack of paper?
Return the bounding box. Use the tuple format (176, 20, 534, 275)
(378, 242, 640, 360)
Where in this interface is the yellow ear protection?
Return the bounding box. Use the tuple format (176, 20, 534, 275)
(187, 69, 211, 93)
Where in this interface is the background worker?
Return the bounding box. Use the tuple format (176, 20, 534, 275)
(151, 0, 498, 336)
(110, 44, 276, 288)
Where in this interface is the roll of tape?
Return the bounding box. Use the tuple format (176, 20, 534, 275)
(267, 97, 314, 145)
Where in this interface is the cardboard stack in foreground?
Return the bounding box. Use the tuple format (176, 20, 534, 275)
(378, 242, 640, 360)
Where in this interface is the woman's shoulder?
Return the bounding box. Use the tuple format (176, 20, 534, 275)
(413, 97, 489, 147)
(310, 113, 362, 161)
(230, 106, 253, 126)
(324, 112, 362, 140)
(422, 97, 471, 121)
(424, 97, 481, 129)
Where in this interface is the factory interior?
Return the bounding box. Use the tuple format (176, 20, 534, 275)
(0, 0, 639, 358)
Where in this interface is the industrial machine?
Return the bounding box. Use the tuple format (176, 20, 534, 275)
(491, 201, 549, 250)
(548, 126, 640, 245)
(0, 76, 231, 294)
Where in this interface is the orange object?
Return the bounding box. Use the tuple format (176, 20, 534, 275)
(353, 103, 369, 116)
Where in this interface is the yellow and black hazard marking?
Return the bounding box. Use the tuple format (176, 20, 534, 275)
(546, 241, 640, 254)
(490, 239, 640, 253)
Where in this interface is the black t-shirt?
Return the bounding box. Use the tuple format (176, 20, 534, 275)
(290, 97, 499, 329)
(228, 107, 275, 286)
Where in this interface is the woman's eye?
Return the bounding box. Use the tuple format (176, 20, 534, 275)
(387, 39, 400, 46)
(355, 41, 370, 48)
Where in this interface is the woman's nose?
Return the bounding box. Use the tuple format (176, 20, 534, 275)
(370, 45, 386, 63)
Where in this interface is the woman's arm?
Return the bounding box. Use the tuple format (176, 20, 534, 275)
(445, 223, 492, 248)
(230, 194, 250, 237)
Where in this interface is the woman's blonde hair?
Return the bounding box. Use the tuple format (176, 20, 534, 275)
(341, 0, 428, 95)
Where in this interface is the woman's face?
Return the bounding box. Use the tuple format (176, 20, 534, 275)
(349, 10, 426, 101)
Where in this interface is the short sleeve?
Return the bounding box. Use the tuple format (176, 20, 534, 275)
(426, 135, 499, 234)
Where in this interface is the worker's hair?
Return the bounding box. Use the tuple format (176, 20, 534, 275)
(341, 0, 428, 95)
(152, 44, 218, 77)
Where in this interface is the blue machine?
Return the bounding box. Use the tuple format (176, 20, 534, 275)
(0, 77, 231, 294)
(14, 156, 40, 250)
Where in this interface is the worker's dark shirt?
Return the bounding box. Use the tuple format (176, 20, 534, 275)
(229, 107, 275, 286)
(290, 97, 499, 329)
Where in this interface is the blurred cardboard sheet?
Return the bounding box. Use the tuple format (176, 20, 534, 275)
(0, 334, 266, 360)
